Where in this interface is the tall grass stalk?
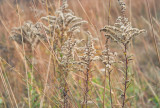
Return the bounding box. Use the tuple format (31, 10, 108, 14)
(102, 0, 113, 108)
(0, 68, 14, 107)
(16, 1, 31, 108)
(145, 0, 160, 65)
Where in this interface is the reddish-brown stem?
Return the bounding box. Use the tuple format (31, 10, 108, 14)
(83, 39, 91, 108)
(85, 67, 89, 108)
(63, 50, 70, 108)
(63, 82, 68, 108)
(122, 44, 128, 108)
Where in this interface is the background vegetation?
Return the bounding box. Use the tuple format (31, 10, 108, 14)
(0, 0, 160, 108)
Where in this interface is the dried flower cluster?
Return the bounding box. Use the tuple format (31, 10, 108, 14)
(76, 32, 97, 107)
(118, 0, 126, 16)
(76, 32, 97, 68)
(41, 1, 88, 107)
(100, 29, 117, 108)
(101, 17, 146, 45)
(59, 38, 76, 75)
(10, 21, 47, 48)
(58, 37, 77, 107)
(100, 49, 117, 69)
(78, 32, 97, 69)
(41, 0, 87, 45)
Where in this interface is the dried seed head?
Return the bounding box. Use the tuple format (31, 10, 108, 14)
(101, 16, 146, 45)
(99, 49, 117, 69)
(41, 0, 87, 38)
(118, 0, 126, 16)
(60, 37, 77, 66)
(10, 21, 48, 48)
(76, 32, 97, 69)
(61, 0, 68, 11)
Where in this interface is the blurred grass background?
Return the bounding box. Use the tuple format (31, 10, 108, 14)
(0, 0, 160, 107)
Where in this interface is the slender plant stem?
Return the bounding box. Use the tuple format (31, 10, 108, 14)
(83, 40, 90, 108)
(63, 39, 71, 108)
(122, 44, 128, 108)
(64, 82, 68, 108)
(107, 1, 113, 107)
(86, 67, 89, 108)
(0, 62, 19, 108)
(0, 68, 14, 107)
(63, 71, 69, 108)
(84, 56, 90, 108)
(103, 0, 112, 107)
(82, 67, 89, 108)
(108, 70, 113, 108)
(39, 54, 52, 108)
(108, 0, 111, 25)
(15, 0, 30, 107)
(107, 39, 113, 108)
(103, 66, 107, 108)
(31, 46, 34, 107)
(103, 38, 113, 108)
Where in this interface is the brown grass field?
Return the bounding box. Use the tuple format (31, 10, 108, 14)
(0, 0, 160, 108)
